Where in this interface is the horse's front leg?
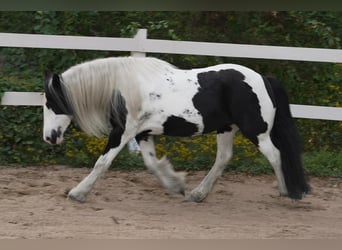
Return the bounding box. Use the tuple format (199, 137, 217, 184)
(68, 128, 131, 203)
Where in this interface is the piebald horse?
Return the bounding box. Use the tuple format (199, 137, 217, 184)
(43, 57, 310, 203)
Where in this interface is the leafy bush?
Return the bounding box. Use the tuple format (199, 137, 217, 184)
(303, 150, 342, 177)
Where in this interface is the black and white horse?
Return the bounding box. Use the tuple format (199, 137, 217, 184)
(43, 56, 310, 203)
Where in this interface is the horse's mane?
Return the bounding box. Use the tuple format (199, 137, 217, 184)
(59, 56, 176, 137)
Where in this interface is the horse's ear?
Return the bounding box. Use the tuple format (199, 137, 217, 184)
(52, 74, 61, 87)
(44, 71, 61, 88)
(44, 70, 53, 80)
(44, 70, 53, 84)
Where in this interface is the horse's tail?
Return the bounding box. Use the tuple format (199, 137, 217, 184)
(267, 76, 310, 199)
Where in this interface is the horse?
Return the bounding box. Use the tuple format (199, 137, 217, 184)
(43, 56, 310, 203)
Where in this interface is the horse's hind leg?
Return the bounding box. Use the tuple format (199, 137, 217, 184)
(257, 133, 288, 196)
(137, 135, 186, 195)
(189, 126, 238, 202)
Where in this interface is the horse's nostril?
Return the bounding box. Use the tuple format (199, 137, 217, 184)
(46, 136, 51, 142)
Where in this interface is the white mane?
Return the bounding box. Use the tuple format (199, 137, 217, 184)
(60, 56, 176, 137)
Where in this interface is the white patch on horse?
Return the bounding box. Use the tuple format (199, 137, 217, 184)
(43, 96, 71, 144)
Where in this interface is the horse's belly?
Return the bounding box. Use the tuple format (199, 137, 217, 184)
(138, 107, 204, 137)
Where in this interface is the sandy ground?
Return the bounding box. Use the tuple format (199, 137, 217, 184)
(1, 165, 342, 239)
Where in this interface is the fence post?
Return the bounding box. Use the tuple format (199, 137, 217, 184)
(127, 29, 148, 153)
(130, 29, 147, 58)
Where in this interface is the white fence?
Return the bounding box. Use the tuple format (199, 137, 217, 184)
(1, 29, 342, 121)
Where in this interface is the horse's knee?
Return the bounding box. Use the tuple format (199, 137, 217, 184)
(217, 151, 233, 166)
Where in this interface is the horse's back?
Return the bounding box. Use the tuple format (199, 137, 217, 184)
(138, 62, 275, 138)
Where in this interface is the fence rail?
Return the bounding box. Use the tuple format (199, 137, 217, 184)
(2, 92, 342, 121)
(1, 29, 342, 121)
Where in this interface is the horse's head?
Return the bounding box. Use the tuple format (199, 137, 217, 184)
(43, 72, 72, 145)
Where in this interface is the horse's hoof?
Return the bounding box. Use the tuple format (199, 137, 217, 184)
(279, 190, 289, 198)
(162, 174, 186, 196)
(67, 189, 87, 203)
(188, 190, 207, 203)
(167, 185, 186, 197)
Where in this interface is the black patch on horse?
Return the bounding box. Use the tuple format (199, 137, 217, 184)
(217, 124, 233, 134)
(262, 76, 276, 108)
(135, 130, 152, 143)
(44, 73, 71, 115)
(103, 92, 128, 154)
(192, 72, 232, 134)
(149, 92, 162, 101)
(109, 91, 127, 129)
(162, 115, 198, 136)
(48, 126, 63, 144)
(193, 69, 268, 145)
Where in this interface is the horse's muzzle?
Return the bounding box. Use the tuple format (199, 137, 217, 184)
(44, 127, 63, 144)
